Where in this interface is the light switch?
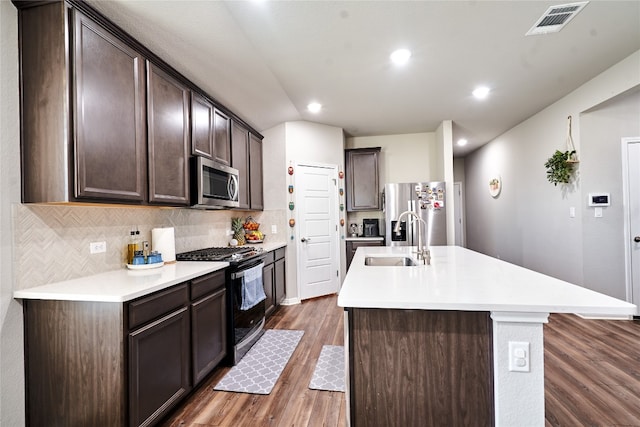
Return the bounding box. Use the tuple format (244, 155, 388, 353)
(595, 207, 603, 218)
(569, 207, 575, 218)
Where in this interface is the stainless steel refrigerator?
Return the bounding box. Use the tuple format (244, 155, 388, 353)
(384, 182, 447, 247)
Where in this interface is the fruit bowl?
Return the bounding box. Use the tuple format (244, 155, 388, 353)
(242, 216, 260, 231)
(245, 230, 265, 243)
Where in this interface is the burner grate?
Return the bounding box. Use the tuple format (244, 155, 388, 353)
(176, 246, 256, 261)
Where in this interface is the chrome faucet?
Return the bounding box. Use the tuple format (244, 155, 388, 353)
(394, 210, 431, 265)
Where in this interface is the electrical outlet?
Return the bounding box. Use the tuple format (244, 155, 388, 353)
(90, 241, 106, 254)
(508, 341, 530, 372)
(271, 224, 278, 234)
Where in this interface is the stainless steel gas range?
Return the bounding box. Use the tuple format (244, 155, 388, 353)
(176, 246, 267, 365)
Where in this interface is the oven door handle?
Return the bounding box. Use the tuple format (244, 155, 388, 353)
(231, 262, 265, 280)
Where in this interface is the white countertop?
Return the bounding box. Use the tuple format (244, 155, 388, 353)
(13, 262, 228, 303)
(338, 246, 637, 315)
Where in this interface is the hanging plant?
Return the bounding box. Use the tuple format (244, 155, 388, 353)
(544, 116, 579, 186)
(544, 150, 576, 186)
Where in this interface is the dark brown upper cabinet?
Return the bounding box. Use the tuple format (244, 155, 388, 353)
(231, 121, 264, 210)
(345, 147, 381, 211)
(191, 92, 214, 158)
(231, 121, 251, 209)
(249, 133, 264, 210)
(19, 3, 148, 203)
(213, 109, 231, 165)
(15, 0, 264, 207)
(147, 62, 190, 206)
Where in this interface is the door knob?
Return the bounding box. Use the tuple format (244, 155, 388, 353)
(301, 237, 311, 243)
(634, 236, 640, 243)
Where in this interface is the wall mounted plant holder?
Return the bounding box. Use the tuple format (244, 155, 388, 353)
(289, 202, 294, 210)
(565, 115, 579, 163)
(338, 171, 344, 179)
(339, 188, 344, 196)
(288, 166, 294, 175)
(544, 115, 579, 186)
(340, 219, 345, 226)
(289, 219, 296, 227)
(288, 185, 294, 193)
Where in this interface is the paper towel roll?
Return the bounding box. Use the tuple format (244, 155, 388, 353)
(152, 227, 176, 263)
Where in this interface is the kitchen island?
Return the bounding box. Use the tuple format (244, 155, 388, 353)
(338, 246, 636, 427)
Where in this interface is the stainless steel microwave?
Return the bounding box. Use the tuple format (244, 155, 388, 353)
(191, 156, 239, 209)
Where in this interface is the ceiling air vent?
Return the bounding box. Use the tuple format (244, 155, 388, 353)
(526, 1, 589, 36)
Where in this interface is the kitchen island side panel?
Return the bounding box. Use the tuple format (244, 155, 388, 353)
(24, 300, 126, 426)
(348, 308, 494, 426)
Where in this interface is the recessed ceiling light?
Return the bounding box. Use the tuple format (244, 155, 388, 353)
(473, 86, 490, 99)
(390, 48, 411, 66)
(457, 139, 468, 146)
(307, 102, 322, 113)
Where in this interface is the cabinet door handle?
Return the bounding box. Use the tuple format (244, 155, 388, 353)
(634, 236, 640, 243)
(301, 237, 311, 243)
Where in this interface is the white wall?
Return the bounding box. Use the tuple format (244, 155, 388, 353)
(262, 121, 345, 302)
(1, 2, 25, 424)
(580, 88, 640, 299)
(464, 50, 640, 300)
(346, 132, 436, 183)
(345, 132, 437, 231)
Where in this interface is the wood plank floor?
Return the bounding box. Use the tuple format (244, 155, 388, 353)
(161, 295, 346, 427)
(161, 295, 640, 427)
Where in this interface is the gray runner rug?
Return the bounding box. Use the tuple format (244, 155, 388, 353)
(309, 345, 345, 392)
(214, 329, 304, 395)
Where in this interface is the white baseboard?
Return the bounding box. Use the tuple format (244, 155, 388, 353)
(281, 297, 301, 306)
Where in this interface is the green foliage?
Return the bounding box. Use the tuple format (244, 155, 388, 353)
(544, 150, 576, 186)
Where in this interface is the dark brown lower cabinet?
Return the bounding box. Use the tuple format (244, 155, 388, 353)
(347, 308, 494, 427)
(23, 300, 126, 427)
(22, 271, 227, 427)
(263, 261, 275, 316)
(191, 277, 227, 384)
(129, 307, 191, 427)
(263, 247, 286, 318)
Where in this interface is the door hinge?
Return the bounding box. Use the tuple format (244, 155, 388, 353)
(336, 270, 339, 277)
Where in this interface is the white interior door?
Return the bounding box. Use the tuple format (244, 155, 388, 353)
(295, 163, 340, 300)
(622, 137, 640, 314)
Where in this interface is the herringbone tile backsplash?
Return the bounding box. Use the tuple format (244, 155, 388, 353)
(13, 204, 286, 289)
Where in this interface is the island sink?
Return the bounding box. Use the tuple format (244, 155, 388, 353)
(364, 256, 417, 266)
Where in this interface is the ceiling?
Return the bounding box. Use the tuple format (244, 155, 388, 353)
(86, 1, 640, 156)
